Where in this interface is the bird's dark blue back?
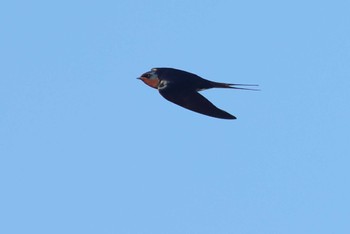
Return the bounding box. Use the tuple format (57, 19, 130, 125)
(154, 67, 213, 90)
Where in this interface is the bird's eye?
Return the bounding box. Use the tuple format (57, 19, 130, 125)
(142, 73, 150, 78)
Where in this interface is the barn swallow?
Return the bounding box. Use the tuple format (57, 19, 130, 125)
(138, 68, 258, 119)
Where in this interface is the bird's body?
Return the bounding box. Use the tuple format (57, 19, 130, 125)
(138, 68, 258, 119)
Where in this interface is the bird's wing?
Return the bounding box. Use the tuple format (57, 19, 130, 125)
(159, 86, 236, 119)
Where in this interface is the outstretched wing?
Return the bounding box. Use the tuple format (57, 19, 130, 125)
(159, 86, 236, 119)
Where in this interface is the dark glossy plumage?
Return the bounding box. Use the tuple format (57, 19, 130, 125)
(138, 67, 258, 119)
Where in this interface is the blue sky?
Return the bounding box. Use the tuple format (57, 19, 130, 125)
(1, 0, 349, 233)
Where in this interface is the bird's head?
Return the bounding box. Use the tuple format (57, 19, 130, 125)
(137, 68, 160, 89)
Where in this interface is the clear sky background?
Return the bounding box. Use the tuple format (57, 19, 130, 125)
(1, 1, 349, 233)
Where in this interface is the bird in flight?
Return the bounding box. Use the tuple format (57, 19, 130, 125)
(138, 67, 258, 119)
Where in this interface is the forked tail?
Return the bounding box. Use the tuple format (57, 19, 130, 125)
(212, 82, 260, 91)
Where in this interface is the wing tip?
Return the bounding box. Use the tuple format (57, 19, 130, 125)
(211, 112, 236, 120)
(222, 114, 237, 120)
